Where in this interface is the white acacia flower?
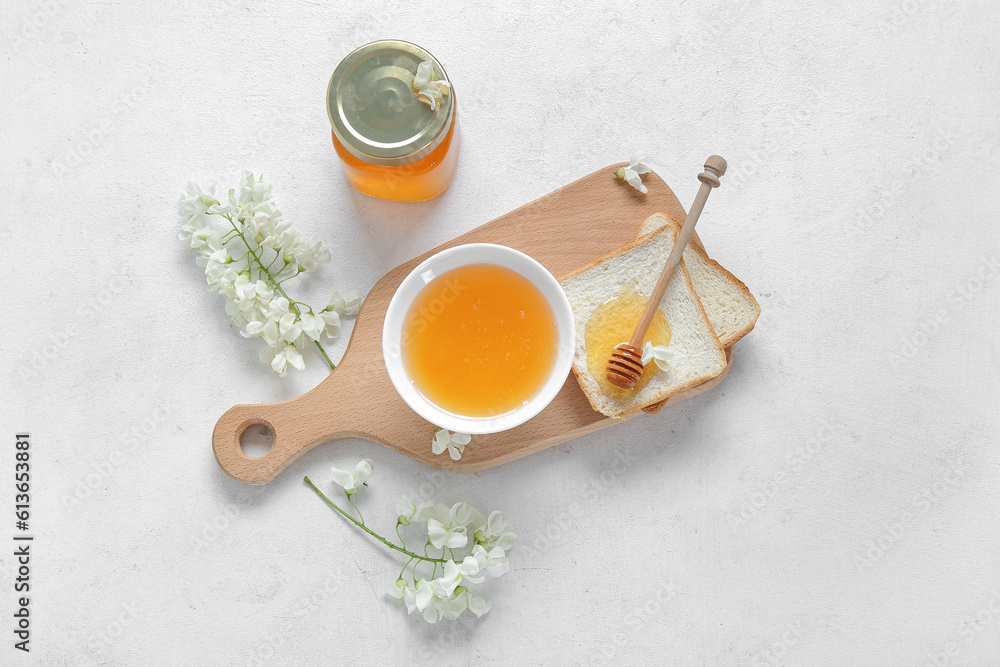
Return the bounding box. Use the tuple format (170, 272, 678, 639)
(277, 312, 302, 344)
(328, 290, 361, 317)
(413, 500, 442, 523)
(387, 578, 410, 598)
(476, 544, 510, 578)
(419, 587, 471, 623)
(414, 579, 435, 612)
(439, 590, 471, 621)
(613, 156, 652, 194)
(241, 316, 265, 339)
(178, 181, 219, 217)
(330, 458, 373, 495)
(232, 274, 260, 316)
(448, 501, 484, 529)
(387, 578, 421, 615)
(299, 312, 326, 342)
(179, 217, 213, 251)
(204, 253, 231, 283)
(422, 598, 443, 623)
(427, 518, 468, 549)
(458, 554, 484, 584)
(260, 319, 281, 346)
(290, 238, 331, 272)
(265, 295, 290, 319)
(432, 429, 471, 460)
(396, 497, 437, 525)
(430, 560, 463, 598)
(319, 308, 341, 339)
(267, 344, 304, 376)
(195, 233, 232, 274)
(423, 502, 459, 528)
(641, 341, 674, 370)
(396, 496, 417, 525)
(476, 510, 516, 550)
(411, 61, 451, 111)
(253, 280, 274, 306)
(465, 591, 490, 618)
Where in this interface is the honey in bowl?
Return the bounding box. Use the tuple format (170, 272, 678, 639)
(585, 287, 672, 403)
(401, 263, 559, 417)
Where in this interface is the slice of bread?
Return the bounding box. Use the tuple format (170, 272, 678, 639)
(559, 225, 728, 420)
(636, 213, 760, 347)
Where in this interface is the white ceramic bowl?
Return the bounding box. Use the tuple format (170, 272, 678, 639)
(382, 243, 575, 434)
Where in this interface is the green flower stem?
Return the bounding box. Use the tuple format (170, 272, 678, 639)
(314, 343, 335, 370)
(304, 477, 447, 564)
(223, 215, 335, 372)
(348, 494, 365, 525)
(399, 556, 414, 581)
(395, 523, 407, 551)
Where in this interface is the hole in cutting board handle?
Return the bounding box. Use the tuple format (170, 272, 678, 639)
(240, 422, 275, 458)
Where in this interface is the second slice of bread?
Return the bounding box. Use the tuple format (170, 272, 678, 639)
(559, 225, 728, 420)
(637, 213, 759, 347)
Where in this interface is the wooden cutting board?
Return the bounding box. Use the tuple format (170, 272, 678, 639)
(213, 164, 730, 484)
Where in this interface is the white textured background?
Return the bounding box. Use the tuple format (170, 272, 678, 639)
(3, 0, 999, 665)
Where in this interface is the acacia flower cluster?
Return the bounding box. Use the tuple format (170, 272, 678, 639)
(305, 461, 515, 623)
(179, 172, 360, 375)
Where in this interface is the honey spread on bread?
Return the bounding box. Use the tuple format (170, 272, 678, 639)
(585, 286, 671, 403)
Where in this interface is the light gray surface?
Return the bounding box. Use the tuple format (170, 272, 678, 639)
(3, 1, 999, 665)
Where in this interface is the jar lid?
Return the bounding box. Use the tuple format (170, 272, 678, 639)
(327, 40, 454, 166)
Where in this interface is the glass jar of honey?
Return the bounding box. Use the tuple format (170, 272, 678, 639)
(327, 40, 458, 202)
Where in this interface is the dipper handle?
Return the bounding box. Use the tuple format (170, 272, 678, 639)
(606, 156, 726, 390)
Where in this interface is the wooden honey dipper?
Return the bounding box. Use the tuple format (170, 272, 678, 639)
(606, 155, 727, 390)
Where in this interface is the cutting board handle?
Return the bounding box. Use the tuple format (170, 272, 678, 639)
(212, 372, 370, 485)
